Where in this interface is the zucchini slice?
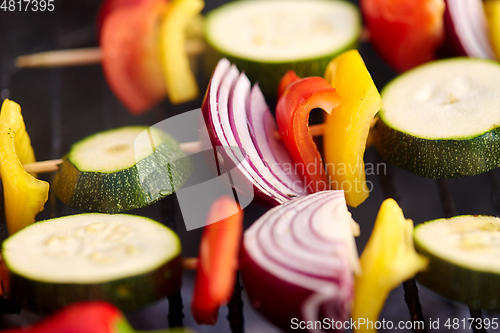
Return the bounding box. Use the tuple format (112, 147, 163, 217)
(414, 215, 500, 311)
(53, 126, 191, 213)
(2, 213, 182, 313)
(373, 58, 500, 178)
(204, 0, 360, 95)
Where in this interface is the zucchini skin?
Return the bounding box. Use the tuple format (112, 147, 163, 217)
(203, 1, 361, 95)
(8, 255, 182, 314)
(204, 44, 357, 96)
(373, 117, 500, 178)
(53, 131, 192, 213)
(414, 241, 500, 311)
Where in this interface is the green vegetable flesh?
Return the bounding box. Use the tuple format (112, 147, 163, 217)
(53, 126, 191, 213)
(414, 215, 500, 311)
(204, 0, 360, 95)
(3, 213, 182, 313)
(374, 58, 500, 178)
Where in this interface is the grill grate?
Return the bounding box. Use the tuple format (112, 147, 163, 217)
(437, 179, 486, 333)
(1, 1, 499, 331)
(376, 160, 496, 333)
(377, 156, 426, 333)
(227, 272, 245, 333)
(161, 195, 186, 328)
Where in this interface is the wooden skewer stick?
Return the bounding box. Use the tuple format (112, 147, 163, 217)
(308, 123, 324, 138)
(14, 124, 325, 177)
(15, 39, 206, 68)
(15, 28, 371, 69)
(16, 48, 103, 68)
(23, 159, 63, 174)
(178, 141, 202, 154)
(13, 120, 385, 178)
(19, 141, 203, 175)
(182, 257, 199, 270)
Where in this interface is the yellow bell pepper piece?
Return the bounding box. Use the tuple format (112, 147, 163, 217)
(485, 0, 500, 61)
(352, 199, 428, 333)
(323, 50, 383, 207)
(0, 99, 49, 235)
(160, 0, 204, 104)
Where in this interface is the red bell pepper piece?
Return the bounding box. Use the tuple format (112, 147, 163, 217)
(0, 255, 8, 297)
(276, 71, 340, 193)
(277, 70, 300, 98)
(361, 0, 445, 72)
(192, 196, 243, 325)
(0, 302, 128, 333)
(0, 302, 192, 333)
(100, 0, 168, 115)
(97, 0, 154, 33)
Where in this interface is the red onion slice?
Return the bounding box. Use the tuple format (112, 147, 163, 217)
(201, 59, 273, 203)
(302, 284, 350, 333)
(200, 58, 230, 151)
(202, 59, 288, 206)
(202, 58, 311, 206)
(228, 73, 306, 200)
(241, 190, 358, 331)
(248, 85, 308, 196)
(218, 68, 290, 204)
(444, 0, 496, 59)
(265, 195, 340, 277)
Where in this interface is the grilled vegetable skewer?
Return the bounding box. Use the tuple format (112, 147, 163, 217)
(15, 40, 206, 68)
(2, 124, 325, 177)
(13, 0, 205, 114)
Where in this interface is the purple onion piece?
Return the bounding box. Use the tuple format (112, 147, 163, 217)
(248, 84, 308, 196)
(228, 73, 305, 201)
(201, 58, 285, 206)
(443, 0, 495, 59)
(241, 191, 357, 332)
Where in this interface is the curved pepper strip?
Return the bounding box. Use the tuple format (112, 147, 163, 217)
(192, 196, 243, 325)
(323, 50, 382, 207)
(160, 0, 204, 104)
(0, 99, 49, 235)
(0, 301, 194, 333)
(276, 74, 340, 194)
(352, 199, 428, 333)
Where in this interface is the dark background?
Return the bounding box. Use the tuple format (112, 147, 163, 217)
(1, 0, 499, 332)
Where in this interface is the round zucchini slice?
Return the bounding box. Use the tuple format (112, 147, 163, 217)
(2, 213, 182, 313)
(414, 215, 500, 311)
(53, 126, 191, 213)
(204, 0, 361, 95)
(373, 58, 500, 178)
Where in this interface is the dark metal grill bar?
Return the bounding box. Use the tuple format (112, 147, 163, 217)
(436, 179, 458, 217)
(48, 68, 63, 219)
(376, 158, 426, 333)
(227, 272, 244, 333)
(167, 292, 185, 328)
(161, 195, 185, 328)
(436, 179, 487, 333)
(489, 170, 500, 216)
